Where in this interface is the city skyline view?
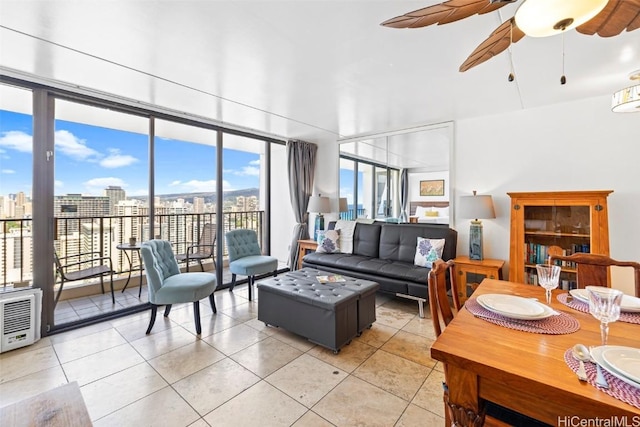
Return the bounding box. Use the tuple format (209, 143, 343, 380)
(0, 109, 262, 200)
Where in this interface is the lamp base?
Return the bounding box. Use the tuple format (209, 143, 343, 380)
(469, 220, 484, 261)
(314, 213, 325, 241)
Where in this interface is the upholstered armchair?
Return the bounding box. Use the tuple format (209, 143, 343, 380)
(140, 239, 217, 335)
(225, 229, 278, 301)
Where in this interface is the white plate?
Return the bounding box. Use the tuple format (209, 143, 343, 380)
(569, 288, 640, 312)
(591, 346, 640, 389)
(476, 294, 552, 320)
(602, 347, 640, 383)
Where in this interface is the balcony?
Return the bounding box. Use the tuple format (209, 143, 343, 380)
(1, 211, 287, 325)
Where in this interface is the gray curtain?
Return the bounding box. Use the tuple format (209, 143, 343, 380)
(399, 168, 409, 223)
(286, 140, 318, 269)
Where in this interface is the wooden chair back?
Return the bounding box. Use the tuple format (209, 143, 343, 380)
(428, 259, 457, 337)
(548, 246, 640, 297)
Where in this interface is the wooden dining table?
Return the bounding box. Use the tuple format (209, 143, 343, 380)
(430, 279, 640, 426)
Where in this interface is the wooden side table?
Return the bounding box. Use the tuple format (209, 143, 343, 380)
(452, 256, 505, 306)
(297, 239, 318, 270)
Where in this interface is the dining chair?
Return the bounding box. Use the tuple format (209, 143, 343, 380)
(140, 239, 217, 335)
(54, 250, 115, 307)
(176, 223, 216, 272)
(427, 259, 457, 337)
(225, 229, 278, 301)
(429, 260, 550, 427)
(548, 246, 640, 297)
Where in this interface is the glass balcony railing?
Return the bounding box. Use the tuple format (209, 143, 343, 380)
(0, 211, 265, 291)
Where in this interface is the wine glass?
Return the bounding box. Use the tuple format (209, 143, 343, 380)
(536, 264, 561, 305)
(586, 286, 623, 346)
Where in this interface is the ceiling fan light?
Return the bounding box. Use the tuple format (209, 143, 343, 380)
(612, 85, 640, 113)
(515, 0, 608, 37)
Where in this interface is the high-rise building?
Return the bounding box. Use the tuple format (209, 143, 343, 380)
(54, 194, 110, 218)
(104, 186, 126, 215)
(193, 197, 205, 213)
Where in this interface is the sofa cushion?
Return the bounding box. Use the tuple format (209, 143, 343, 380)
(414, 237, 445, 267)
(317, 229, 340, 253)
(352, 223, 382, 258)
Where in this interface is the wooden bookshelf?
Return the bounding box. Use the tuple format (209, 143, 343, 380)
(508, 190, 612, 287)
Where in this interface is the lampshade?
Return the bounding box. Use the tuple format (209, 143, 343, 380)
(458, 192, 496, 220)
(514, 0, 608, 38)
(308, 195, 330, 213)
(339, 198, 348, 212)
(612, 85, 640, 113)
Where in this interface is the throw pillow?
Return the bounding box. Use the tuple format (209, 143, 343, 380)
(425, 211, 439, 217)
(414, 237, 446, 268)
(415, 206, 428, 217)
(316, 229, 341, 253)
(433, 206, 450, 217)
(335, 220, 356, 254)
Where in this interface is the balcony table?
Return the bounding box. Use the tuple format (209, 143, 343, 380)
(116, 242, 144, 297)
(430, 278, 640, 426)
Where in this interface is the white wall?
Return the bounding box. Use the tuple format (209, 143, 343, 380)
(455, 95, 640, 282)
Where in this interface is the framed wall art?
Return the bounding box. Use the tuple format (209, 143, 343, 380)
(420, 179, 445, 196)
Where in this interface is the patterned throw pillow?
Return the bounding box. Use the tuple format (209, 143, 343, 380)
(414, 237, 446, 268)
(335, 220, 356, 254)
(316, 229, 341, 253)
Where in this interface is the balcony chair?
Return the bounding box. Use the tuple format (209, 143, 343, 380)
(225, 229, 277, 302)
(176, 223, 216, 272)
(140, 239, 217, 335)
(54, 251, 115, 307)
(548, 246, 640, 297)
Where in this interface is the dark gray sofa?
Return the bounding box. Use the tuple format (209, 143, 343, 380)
(301, 222, 457, 316)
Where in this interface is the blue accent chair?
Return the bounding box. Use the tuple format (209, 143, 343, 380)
(225, 229, 278, 301)
(140, 240, 217, 335)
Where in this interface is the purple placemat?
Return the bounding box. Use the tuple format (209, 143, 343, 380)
(563, 348, 640, 409)
(465, 298, 580, 334)
(557, 293, 640, 325)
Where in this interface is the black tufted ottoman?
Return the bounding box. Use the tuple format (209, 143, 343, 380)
(287, 268, 380, 335)
(257, 275, 360, 353)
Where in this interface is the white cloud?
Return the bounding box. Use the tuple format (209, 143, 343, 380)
(100, 148, 138, 168)
(55, 180, 64, 188)
(0, 130, 32, 153)
(240, 166, 260, 176)
(249, 159, 260, 166)
(1, 169, 15, 174)
(55, 130, 101, 161)
(169, 180, 182, 186)
(83, 177, 127, 195)
(170, 179, 233, 192)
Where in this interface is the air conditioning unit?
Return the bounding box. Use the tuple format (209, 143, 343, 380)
(0, 287, 42, 353)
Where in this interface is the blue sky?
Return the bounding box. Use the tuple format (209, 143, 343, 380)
(0, 110, 260, 198)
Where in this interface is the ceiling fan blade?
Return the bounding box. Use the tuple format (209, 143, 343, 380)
(381, 0, 515, 29)
(576, 0, 640, 37)
(459, 18, 525, 72)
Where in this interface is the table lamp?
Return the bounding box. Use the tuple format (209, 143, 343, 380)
(308, 194, 331, 241)
(339, 197, 348, 220)
(458, 191, 496, 260)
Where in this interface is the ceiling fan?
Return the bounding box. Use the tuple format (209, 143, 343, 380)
(381, 0, 640, 72)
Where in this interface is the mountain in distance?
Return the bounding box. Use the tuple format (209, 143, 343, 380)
(130, 188, 258, 204)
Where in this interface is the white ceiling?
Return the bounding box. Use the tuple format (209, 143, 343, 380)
(1, 0, 638, 145)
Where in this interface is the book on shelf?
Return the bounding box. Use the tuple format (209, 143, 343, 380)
(316, 275, 346, 283)
(524, 242, 591, 267)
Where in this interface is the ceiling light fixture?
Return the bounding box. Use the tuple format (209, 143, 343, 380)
(515, 0, 608, 38)
(612, 69, 640, 113)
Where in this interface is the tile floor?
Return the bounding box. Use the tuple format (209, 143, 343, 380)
(0, 282, 446, 426)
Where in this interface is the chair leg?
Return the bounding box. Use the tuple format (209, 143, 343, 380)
(209, 293, 217, 314)
(193, 301, 202, 335)
(198, 260, 204, 272)
(273, 270, 277, 277)
(99, 275, 105, 295)
(248, 276, 254, 302)
(146, 304, 158, 334)
(110, 271, 115, 304)
(54, 278, 65, 308)
(229, 274, 236, 292)
(164, 305, 172, 317)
